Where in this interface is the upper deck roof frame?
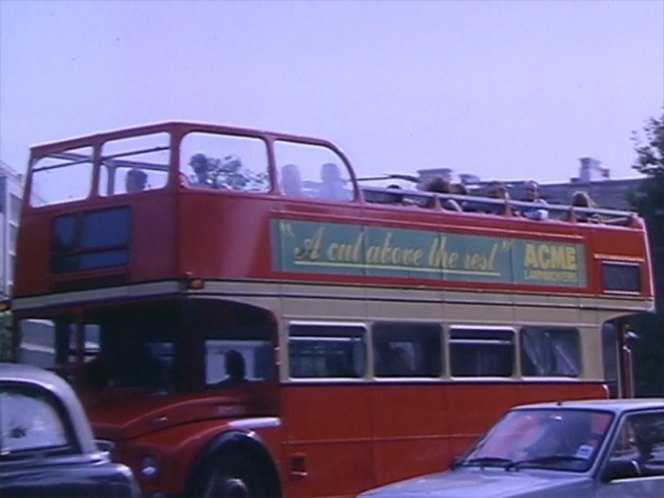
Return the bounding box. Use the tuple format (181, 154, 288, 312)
(28, 121, 357, 176)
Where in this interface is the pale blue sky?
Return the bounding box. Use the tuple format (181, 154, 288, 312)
(1, 0, 662, 183)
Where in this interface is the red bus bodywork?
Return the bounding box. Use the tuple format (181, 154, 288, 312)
(11, 122, 654, 498)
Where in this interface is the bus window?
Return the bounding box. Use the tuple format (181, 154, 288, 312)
(372, 322, 443, 378)
(288, 323, 366, 379)
(520, 327, 581, 377)
(52, 208, 131, 273)
(98, 132, 170, 196)
(30, 146, 93, 207)
(449, 328, 514, 377)
(204, 337, 272, 386)
(274, 140, 353, 201)
(179, 132, 270, 192)
(602, 262, 642, 293)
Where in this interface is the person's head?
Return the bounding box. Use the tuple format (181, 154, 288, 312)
(225, 349, 246, 382)
(125, 168, 147, 193)
(487, 181, 508, 199)
(523, 180, 540, 202)
(190, 153, 209, 182)
(281, 164, 303, 196)
(424, 176, 452, 194)
(386, 184, 405, 204)
(321, 162, 342, 183)
(451, 183, 468, 196)
(571, 191, 594, 208)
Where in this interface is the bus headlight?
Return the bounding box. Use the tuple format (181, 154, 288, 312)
(140, 456, 159, 479)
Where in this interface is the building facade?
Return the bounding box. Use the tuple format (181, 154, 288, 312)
(0, 160, 25, 298)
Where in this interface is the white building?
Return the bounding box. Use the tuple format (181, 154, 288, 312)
(0, 160, 25, 298)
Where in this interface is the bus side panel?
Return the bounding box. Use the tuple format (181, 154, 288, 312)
(370, 384, 450, 486)
(281, 384, 374, 498)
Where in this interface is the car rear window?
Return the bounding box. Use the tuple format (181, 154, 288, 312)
(0, 383, 76, 458)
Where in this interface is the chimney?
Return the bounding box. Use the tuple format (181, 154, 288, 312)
(579, 157, 609, 183)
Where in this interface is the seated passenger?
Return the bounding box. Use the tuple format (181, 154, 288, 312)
(318, 162, 350, 201)
(520, 180, 549, 220)
(423, 176, 462, 211)
(125, 168, 148, 193)
(189, 153, 215, 188)
(564, 191, 601, 223)
(280, 164, 304, 196)
(386, 184, 406, 205)
(484, 181, 513, 216)
(216, 349, 247, 387)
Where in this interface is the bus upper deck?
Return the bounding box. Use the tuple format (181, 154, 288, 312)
(14, 121, 653, 308)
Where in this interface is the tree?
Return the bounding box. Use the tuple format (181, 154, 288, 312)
(189, 153, 269, 191)
(630, 111, 664, 214)
(629, 110, 664, 396)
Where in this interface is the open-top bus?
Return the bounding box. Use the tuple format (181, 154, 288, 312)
(10, 122, 654, 498)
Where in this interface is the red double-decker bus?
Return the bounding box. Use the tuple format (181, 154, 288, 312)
(10, 122, 654, 498)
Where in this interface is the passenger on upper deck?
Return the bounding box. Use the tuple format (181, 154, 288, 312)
(386, 184, 406, 205)
(189, 153, 215, 188)
(318, 162, 350, 201)
(564, 191, 601, 223)
(520, 180, 549, 220)
(125, 168, 148, 193)
(423, 176, 462, 211)
(484, 181, 513, 216)
(280, 164, 304, 197)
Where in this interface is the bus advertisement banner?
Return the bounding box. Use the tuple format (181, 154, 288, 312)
(272, 219, 587, 287)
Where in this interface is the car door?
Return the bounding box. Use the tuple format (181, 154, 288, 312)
(596, 410, 664, 498)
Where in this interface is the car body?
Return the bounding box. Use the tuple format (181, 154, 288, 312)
(359, 399, 664, 498)
(0, 363, 140, 498)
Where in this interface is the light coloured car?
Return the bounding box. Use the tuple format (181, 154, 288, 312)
(0, 363, 140, 498)
(359, 399, 664, 498)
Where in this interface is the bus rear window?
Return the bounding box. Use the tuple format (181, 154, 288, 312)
(602, 263, 641, 293)
(449, 328, 514, 377)
(98, 132, 170, 196)
(179, 132, 270, 192)
(30, 147, 94, 207)
(52, 208, 131, 273)
(288, 323, 366, 379)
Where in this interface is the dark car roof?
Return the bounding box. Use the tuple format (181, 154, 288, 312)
(0, 362, 98, 453)
(515, 398, 664, 414)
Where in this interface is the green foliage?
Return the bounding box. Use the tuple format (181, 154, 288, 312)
(193, 153, 269, 191)
(630, 111, 664, 215)
(630, 110, 664, 396)
(632, 313, 664, 397)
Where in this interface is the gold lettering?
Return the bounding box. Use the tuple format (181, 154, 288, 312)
(328, 243, 339, 261)
(488, 243, 498, 271)
(295, 227, 323, 260)
(366, 245, 380, 264)
(352, 232, 364, 263)
(550, 245, 566, 269)
(524, 244, 538, 268)
(538, 244, 550, 269)
(380, 233, 394, 264)
(565, 247, 577, 271)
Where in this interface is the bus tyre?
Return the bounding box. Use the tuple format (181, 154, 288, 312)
(200, 454, 264, 498)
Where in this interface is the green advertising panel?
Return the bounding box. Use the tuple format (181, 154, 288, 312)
(271, 219, 586, 287)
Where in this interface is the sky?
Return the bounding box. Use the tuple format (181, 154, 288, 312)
(1, 0, 662, 184)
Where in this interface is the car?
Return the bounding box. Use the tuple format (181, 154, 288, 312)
(0, 363, 140, 498)
(359, 399, 664, 498)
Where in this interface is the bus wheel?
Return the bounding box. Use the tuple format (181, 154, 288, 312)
(200, 456, 262, 498)
(203, 474, 251, 498)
